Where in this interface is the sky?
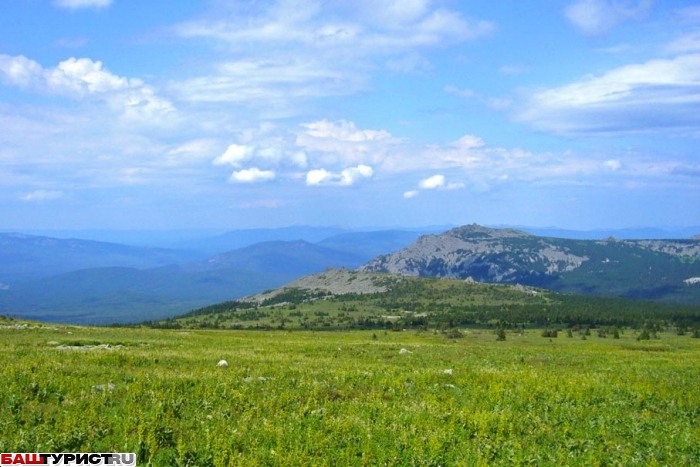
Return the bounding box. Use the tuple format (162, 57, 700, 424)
(1, 0, 699, 231)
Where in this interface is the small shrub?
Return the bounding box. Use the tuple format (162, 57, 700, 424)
(496, 328, 506, 341)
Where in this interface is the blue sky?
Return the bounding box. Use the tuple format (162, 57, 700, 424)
(1, 0, 699, 230)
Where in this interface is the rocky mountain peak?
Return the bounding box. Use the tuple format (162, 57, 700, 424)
(446, 224, 532, 240)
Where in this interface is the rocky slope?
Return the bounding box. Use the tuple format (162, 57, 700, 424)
(359, 224, 700, 304)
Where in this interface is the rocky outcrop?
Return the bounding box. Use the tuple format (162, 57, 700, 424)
(359, 224, 589, 285)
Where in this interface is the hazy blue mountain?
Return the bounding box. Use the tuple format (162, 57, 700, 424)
(0, 233, 205, 284)
(12, 228, 227, 248)
(0, 238, 369, 324)
(316, 230, 425, 259)
(0, 266, 295, 325)
(360, 224, 700, 305)
(187, 240, 367, 275)
(177, 226, 348, 254)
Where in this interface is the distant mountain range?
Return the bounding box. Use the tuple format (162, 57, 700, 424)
(0, 233, 204, 282)
(0, 229, 427, 324)
(360, 224, 700, 304)
(3, 224, 700, 325)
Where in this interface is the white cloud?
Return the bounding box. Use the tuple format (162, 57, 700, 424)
(228, 168, 276, 183)
(53, 0, 112, 10)
(305, 164, 374, 186)
(419, 174, 446, 189)
(177, 2, 493, 51)
(302, 119, 391, 142)
(340, 164, 374, 185)
(171, 1, 493, 111)
(403, 190, 419, 199)
(564, 0, 652, 35)
(171, 58, 363, 105)
(296, 119, 398, 167)
(213, 144, 255, 167)
(605, 159, 622, 171)
(20, 190, 64, 202)
(0, 55, 175, 122)
(306, 168, 333, 186)
(517, 53, 700, 134)
(416, 174, 464, 191)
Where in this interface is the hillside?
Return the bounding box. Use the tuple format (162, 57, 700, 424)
(359, 224, 700, 304)
(152, 269, 700, 331)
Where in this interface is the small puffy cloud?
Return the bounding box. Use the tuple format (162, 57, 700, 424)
(48, 57, 130, 94)
(564, 0, 652, 35)
(214, 144, 254, 167)
(305, 164, 374, 186)
(403, 190, 419, 199)
(228, 168, 276, 183)
(0, 55, 43, 89)
(417, 174, 465, 190)
(20, 190, 64, 202)
(53, 0, 112, 9)
(419, 174, 446, 189)
(306, 168, 333, 186)
(604, 159, 622, 171)
(340, 164, 374, 185)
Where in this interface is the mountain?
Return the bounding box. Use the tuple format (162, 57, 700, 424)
(0, 265, 295, 325)
(0, 233, 205, 284)
(359, 224, 700, 304)
(513, 226, 700, 240)
(13, 228, 228, 248)
(177, 226, 348, 254)
(316, 230, 425, 259)
(186, 240, 368, 275)
(0, 239, 369, 325)
(156, 268, 700, 331)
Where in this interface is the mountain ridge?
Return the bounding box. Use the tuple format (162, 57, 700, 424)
(359, 224, 700, 304)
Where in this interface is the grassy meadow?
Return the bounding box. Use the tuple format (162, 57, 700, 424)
(2, 318, 699, 466)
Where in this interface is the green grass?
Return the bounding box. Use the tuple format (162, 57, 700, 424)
(2, 318, 700, 466)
